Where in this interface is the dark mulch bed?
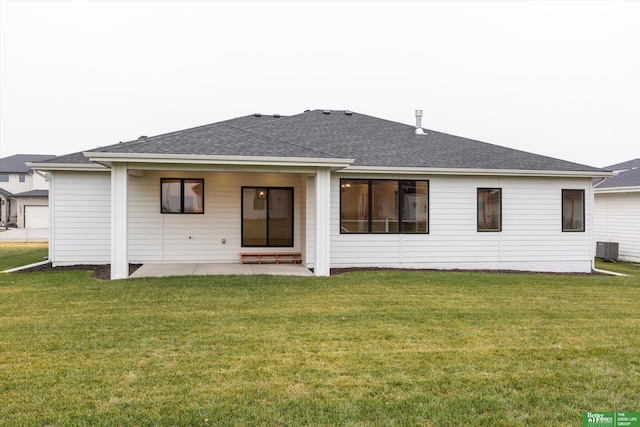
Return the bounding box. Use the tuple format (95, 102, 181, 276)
(329, 267, 598, 276)
(16, 263, 141, 280)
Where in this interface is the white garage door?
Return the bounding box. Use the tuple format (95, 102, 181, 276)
(25, 205, 49, 228)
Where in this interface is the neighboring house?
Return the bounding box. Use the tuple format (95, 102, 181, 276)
(29, 110, 611, 279)
(594, 158, 640, 262)
(0, 154, 55, 228)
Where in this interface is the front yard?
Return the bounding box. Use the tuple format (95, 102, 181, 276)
(0, 252, 638, 425)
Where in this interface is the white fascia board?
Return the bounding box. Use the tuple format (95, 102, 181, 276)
(340, 166, 613, 178)
(594, 185, 640, 194)
(26, 162, 108, 172)
(83, 152, 354, 169)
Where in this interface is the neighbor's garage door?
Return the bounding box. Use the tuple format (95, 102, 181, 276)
(25, 205, 49, 228)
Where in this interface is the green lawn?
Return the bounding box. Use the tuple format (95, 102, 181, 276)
(0, 242, 48, 271)
(0, 268, 638, 426)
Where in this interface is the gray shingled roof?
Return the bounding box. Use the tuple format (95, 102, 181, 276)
(596, 158, 640, 188)
(0, 154, 56, 172)
(43, 110, 604, 172)
(85, 123, 339, 159)
(13, 189, 49, 197)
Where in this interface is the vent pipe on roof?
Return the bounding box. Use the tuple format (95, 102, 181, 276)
(415, 110, 426, 135)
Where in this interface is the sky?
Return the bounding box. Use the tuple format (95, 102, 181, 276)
(0, 0, 638, 168)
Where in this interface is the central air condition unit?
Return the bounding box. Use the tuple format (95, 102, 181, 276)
(596, 242, 619, 260)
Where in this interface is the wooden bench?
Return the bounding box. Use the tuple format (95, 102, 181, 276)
(240, 252, 302, 265)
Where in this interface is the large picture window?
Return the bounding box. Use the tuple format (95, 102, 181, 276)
(562, 189, 585, 232)
(340, 179, 428, 234)
(161, 178, 204, 214)
(242, 187, 293, 247)
(477, 188, 501, 232)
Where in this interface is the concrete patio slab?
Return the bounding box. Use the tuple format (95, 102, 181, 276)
(130, 263, 313, 278)
(130, 263, 197, 278)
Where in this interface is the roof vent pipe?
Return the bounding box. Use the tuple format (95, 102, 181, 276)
(415, 110, 426, 135)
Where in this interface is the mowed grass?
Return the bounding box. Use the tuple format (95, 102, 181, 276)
(0, 269, 639, 426)
(0, 242, 48, 271)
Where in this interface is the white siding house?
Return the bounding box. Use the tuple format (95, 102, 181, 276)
(0, 154, 55, 228)
(30, 110, 610, 279)
(594, 158, 640, 262)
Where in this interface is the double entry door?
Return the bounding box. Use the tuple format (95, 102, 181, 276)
(242, 187, 293, 247)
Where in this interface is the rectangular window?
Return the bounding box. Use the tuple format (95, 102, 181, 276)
(562, 189, 585, 232)
(340, 179, 428, 234)
(477, 188, 502, 231)
(242, 187, 293, 247)
(161, 178, 204, 214)
(0, 174, 8, 182)
(19, 174, 26, 183)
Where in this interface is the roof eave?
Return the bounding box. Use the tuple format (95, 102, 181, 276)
(340, 165, 612, 178)
(27, 162, 108, 172)
(83, 152, 355, 169)
(594, 185, 640, 194)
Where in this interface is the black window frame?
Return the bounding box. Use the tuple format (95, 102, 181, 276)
(339, 178, 429, 234)
(0, 174, 8, 182)
(477, 188, 502, 232)
(241, 186, 294, 247)
(160, 178, 205, 214)
(562, 189, 585, 232)
(19, 174, 26, 183)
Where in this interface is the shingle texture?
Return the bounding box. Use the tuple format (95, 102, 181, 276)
(597, 158, 640, 188)
(44, 110, 603, 172)
(0, 154, 56, 172)
(13, 189, 49, 197)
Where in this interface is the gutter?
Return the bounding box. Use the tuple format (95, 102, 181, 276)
(27, 162, 108, 172)
(340, 166, 613, 179)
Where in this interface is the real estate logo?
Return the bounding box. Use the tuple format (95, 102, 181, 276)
(583, 412, 640, 427)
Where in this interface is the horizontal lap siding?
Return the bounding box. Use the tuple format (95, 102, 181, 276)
(594, 192, 640, 262)
(331, 174, 593, 272)
(52, 171, 111, 265)
(128, 171, 303, 263)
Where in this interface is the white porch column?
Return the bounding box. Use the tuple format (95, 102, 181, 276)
(110, 163, 128, 280)
(314, 167, 331, 276)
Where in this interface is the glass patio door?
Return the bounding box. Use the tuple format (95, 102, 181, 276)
(242, 187, 293, 247)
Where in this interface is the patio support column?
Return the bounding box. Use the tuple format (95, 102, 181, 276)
(314, 167, 331, 276)
(110, 163, 128, 280)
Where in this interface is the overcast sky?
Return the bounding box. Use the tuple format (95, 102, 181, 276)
(1, 0, 638, 168)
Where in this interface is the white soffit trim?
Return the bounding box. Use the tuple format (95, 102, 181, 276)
(83, 152, 354, 169)
(594, 185, 640, 194)
(27, 162, 108, 172)
(340, 166, 613, 178)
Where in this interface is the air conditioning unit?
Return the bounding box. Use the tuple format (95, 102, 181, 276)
(596, 242, 619, 260)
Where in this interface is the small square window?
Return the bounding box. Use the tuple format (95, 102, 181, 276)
(161, 178, 204, 214)
(19, 174, 26, 183)
(0, 174, 8, 182)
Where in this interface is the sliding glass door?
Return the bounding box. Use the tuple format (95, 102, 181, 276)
(242, 187, 293, 247)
